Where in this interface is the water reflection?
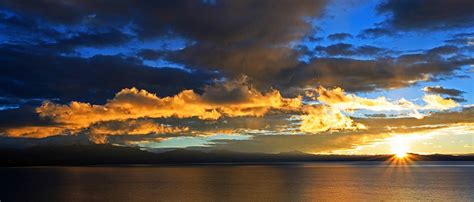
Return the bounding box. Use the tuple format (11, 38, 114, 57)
(1, 162, 473, 201)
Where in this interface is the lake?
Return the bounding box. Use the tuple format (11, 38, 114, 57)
(1, 162, 473, 201)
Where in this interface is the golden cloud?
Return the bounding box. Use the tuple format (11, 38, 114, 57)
(4, 126, 68, 138)
(37, 85, 301, 127)
(422, 94, 458, 110)
(315, 86, 419, 112)
(299, 86, 459, 133)
(87, 119, 189, 144)
(6, 80, 301, 140)
(2, 83, 461, 143)
(300, 105, 366, 133)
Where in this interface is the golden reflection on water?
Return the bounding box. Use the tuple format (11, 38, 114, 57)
(1, 163, 473, 201)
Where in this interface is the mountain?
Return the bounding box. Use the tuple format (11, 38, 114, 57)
(1, 145, 473, 166)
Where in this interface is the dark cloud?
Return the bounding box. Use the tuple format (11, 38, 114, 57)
(327, 33, 352, 41)
(445, 32, 474, 45)
(4, 0, 468, 97)
(1, 0, 329, 91)
(423, 86, 465, 97)
(314, 43, 387, 56)
(167, 43, 300, 88)
(427, 45, 459, 55)
(308, 36, 324, 42)
(285, 44, 472, 93)
(0, 46, 217, 104)
(423, 86, 466, 102)
(0, 11, 132, 53)
(315, 43, 353, 56)
(137, 49, 165, 60)
(278, 52, 473, 92)
(159, 0, 328, 87)
(1, 0, 328, 43)
(377, 0, 474, 30)
(357, 27, 395, 39)
(0, 106, 52, 128)
(356, 45, 387, 56)
(42, 29, 133, 53)
(0, 11, 62, 44)
(445, 97, 467, 103)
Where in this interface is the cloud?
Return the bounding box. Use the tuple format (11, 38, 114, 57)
(357, 27, 396, 39)
(211, 106, 474, 153)
(327, 33, 353, 41)
(427, 45, 459, 55)
(377, 0, 474, 30)
(279, 51, 473, 93)
(314, 43, 387, 56)
(2, 1, 471, 101)
(314, 86, 458, 112)
(423, 86, 466, 103)
(41, 29, 133, 53)
(167, 43, 301, 86)
(0, 47, 217, 104)
(0, 0, 472, 154)
(2, 0, 328, 41)
(422, 94, 459, 110)
(298, 86, 459, 133)
(0, 84, 466, 153)
(300, 105, 366, 133)
(87, 119, 189, 144)
(445, 32, 474, 45)
(423, 86, 465, 97)
(2, 85, 460, 140)
(137, 49, 165, 60)
(1, 79, 301, 140)
(1, 0, 328, 84)
(313, 86, 419, 112)
(36, 83, 301, 125)
(3, 126, 68, 138)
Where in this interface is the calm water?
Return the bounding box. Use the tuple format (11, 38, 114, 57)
(1, 162, 473, 201)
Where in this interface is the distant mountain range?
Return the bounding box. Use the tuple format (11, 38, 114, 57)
(1, 145, 473, 166)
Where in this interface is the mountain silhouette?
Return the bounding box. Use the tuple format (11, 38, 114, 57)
(1, 145, 473, 166)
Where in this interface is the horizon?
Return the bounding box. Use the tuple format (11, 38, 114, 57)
(2, 144, 473, 167)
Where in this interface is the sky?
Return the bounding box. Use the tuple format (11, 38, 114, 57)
(0, 0, 473, 154)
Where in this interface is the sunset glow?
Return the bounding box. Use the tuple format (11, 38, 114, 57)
(1, 1, 474, 201)
(390, 137, 410, 159)
(0, 0, 472, 155)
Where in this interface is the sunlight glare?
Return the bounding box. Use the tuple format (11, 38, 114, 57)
(390, 137, 410, 159)
(395, 150, 407, 158)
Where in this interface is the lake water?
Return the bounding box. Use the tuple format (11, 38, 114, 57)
(1, 162, 473, 201)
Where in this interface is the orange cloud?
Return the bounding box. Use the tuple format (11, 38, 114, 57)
(4, 126, 69, 138)
(89, 120, 188, 136)
(6, 80, 301, 140)
(300, 105, 366, 133)
(87, 119, 189, 144)
(37, 84, 301, 127)
(3, 83, 460, 143)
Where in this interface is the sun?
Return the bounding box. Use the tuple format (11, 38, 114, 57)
(394, 151, 407, 158)
(391, 145, 408, 159)
(389, 138, 409, 159)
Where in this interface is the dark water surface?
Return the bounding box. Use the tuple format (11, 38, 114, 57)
(1, 162, 473, 201)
